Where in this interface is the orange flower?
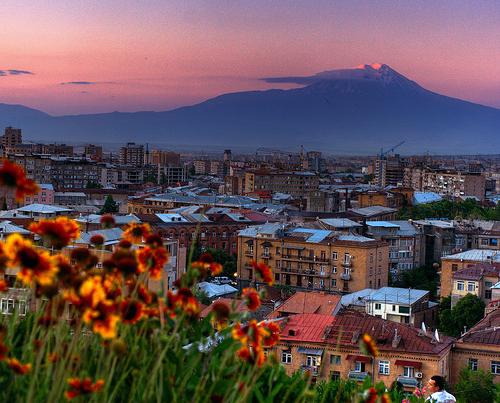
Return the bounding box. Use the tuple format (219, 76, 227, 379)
(65, 377, 105, 400)
(6, 357, 31, 375)
(5, 234, 57, 286)
(92, 314, 120, 340)
(0, 160, 39, 201)
(260, 321, 280, 347)
(0, 279, 7, 292)
(362, 387, 378, 403)
(79, 276, 107, 308)
(167, 288, 200, 317)
(211, 300, 230, 328)
(242, 288, 261, 311)
(120, 300, 144, 324)
(30, 217, 80, 249)
(90, 234, 105, 246)
(381, 393, 391, 403)
(123, 223, 151, 244)
(360, 333, 378, 358)
(100, 214, 115, 228)
(137, 246, 168, 279)
(251, 261, 273, 285)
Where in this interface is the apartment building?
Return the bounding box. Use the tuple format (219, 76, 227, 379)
(271, 310, 453, 390)
(119, 142, 144, 166)
(450, 263, 500, 307)
(84, 144, 103, 161)
(244, 170, 319, 198)
(237, 223, 389, 293)
(454, 220, 500, 252)
(439, 249, 500, 298)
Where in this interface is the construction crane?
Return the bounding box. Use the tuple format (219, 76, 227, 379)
(379, 140, 405, 159)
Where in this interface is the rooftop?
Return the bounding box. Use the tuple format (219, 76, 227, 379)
(268, 292, 341, 319)
(458, 309, 500, 346)
(442, 249, 500, 262)
(17, 204, 73, 214)
(319, 218, 362, 229)
(349, 206, 397, 217)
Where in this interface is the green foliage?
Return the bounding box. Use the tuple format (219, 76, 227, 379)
(390, 265, 440, 299)
(398, 199, 500, 221)
(438, 294, 485, 337)
(191, 245, 237, 278)
(455, 367, 496, 403)
(85, 181, 102, 189)
(100, 195, 119, 214)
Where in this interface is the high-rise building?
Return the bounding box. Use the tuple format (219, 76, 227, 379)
(84, 144, 103, 161)
(149, 150, 181, 166)
(119, 143, 144, 166)
(2, 127, 22, 151)
(374, 154, 406, 187)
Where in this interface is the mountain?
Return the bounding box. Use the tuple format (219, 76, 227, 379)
(1, 63, 499, 154)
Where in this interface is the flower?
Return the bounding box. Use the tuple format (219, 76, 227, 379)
(65, 377, 105, 400)
(0, 160, 39, 201)
(123, 223, 151, 244)
(250, 261, 273, 285)
(381, 393, 391, 403)
(362, 387, 377, 403)
(90, 234, 105, 246)
(6, 357, 32, 375)
(0, 279, 7, 292)
(137, 246, 168, 279)
(100, 214, 115, 228)
(79, 276, 107, 308)
(191, 252, 223, 277)
(5, 234, 57, 286)
(360, 333, 378, 358)
(211, 300, 230, 328)
(168, 288, 200, 316)
(120, 300, 144, 324)
(242, 288, 261, 311)
(260, 321, 280, 347)
(92, 314, 120, 339)
(30, 217, 80, 249)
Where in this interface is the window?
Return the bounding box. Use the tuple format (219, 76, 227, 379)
(399, 306, 410, 314)
(402, 366, 414, 377)
(375, 303, 382, 310)
(1, 299, 15, 315)
(332, 266, 337, 274)
(378, 360, 390, 375)
(330, 371, 340, 381)
(331, 279, 337, 287)
(330, 354, 341, 365)
(456, 281, 465, 291)
(332, 252, 338, 261)
(354, 361, 365, 372)
(469, 358, 478, 371)
(306, 355, 320, 367)
(485, 281, 493, 299)
(452, 264, 458, 271)
(491, 361, 500, 374)
(392, 305, 396, 311)
(281, 352, 292, 364)
(467, 282, 476, 292)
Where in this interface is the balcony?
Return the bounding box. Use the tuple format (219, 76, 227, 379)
(342, 260, 352, 267)
(300, 365, 319, 376)
(261, 253, 271, 259)
(340, 273, 351, 281)
(245, 250, 254, 256)
(348, 371, 369, 382)
(396, 376, 419, 388)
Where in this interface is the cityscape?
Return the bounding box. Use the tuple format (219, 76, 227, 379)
(1, 1, 500, 402)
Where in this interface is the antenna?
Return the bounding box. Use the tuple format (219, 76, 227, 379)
(421, 322, 427, 333)
(434, 329, 440, 343)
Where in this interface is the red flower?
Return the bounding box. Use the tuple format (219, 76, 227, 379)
(211, 300, 230, 326)
(120, 299, 144, 324)
(168, 288, 200, 316)
(242, 288, 261, 311)
(30, 217, 80, 249)
(90, 234, 105, 246)
(123, 223, 151, 244)
(100, 214, 116, 228)
(363, 387, 377, 403)
(0, 160, 39, 201)
(137, 246, 168, 279)
(6, 357, 31, 375)
(250, 261, 273, 285)
(360, 333, 379, 357)
(261, 321, 280, 347)
(65, 377, 105, 400)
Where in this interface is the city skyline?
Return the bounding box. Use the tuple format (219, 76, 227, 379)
(1, 1, 500, 115)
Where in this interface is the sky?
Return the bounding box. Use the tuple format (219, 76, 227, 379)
(1, 0, 499, 115)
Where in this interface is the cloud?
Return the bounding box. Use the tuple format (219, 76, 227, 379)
(0, 69, 34, 76)
(60, 81, 117, 85)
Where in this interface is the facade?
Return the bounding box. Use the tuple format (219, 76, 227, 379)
(244, 170, 320, 198)
(50, 158, 100, 189)
(84, 144, 103, 161)
(272, 310, 453, 389)
(413, 220, 456, 267)
(454, 220, 500, 252)
(149, 150, 181, 166)
(450, 263, 500, 307)
(237, 223, 389, 293)
(1, 126, 22, 152)
(450, 309, 500, 385)
(366, 221, 424, 277)
(23, 184, 55, 205)
(119, 143, 145, 166)
(439, 249, 500, 298)
(374, 155, 406, 187)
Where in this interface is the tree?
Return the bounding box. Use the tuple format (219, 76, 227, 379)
(438, 294, 485, 337)
(390, 265, 440, 299)
(100, 195, 119, 214)
(86, 181, 102, 189)
(455, 368, 496, 403)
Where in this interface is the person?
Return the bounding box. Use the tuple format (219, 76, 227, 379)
(426, 375, 456, 402)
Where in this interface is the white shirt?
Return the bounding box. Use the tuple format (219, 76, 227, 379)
(426, 390, 456, 403)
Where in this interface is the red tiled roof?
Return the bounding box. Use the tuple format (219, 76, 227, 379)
(453, 263, 500, 281)
(199, 298, 248, 318)
(268, 291, 341, 319)
(458, 309, 500, 345)
(280, 314, 335, 343)
(324, 310, 453, 355)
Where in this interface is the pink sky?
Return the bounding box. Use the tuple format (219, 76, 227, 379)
(1, 1, 499, 115)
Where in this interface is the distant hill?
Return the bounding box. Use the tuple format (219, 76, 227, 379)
(1, 63, 499, 154)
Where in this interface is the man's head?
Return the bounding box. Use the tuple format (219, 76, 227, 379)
(427, 375, 445, 393)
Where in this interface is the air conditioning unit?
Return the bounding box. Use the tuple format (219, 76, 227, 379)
(415, 372, 423, 379)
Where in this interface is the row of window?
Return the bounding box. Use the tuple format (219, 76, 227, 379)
(470, 359, 500, 374)
(0, 299, 28, 316)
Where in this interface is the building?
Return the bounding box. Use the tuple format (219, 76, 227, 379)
(54, 192, 87, 206)
(45, 144, 73, 156)
(119, 143, 144, 166)
(50, 158, 100, 189)
(413, 220, 456, 267)
(357, 189, 413, 209)
(348, 206, 398, 222)
(16, 204, 73, 219)
(374, 155, 406, 187)
(84, 144, 103, 161)
(439, 249, 500, 298)
(1, 127, 22, 152)
(404, 168, 486, 201)
(149, 150, 181, 166)
(23, 184, 55, 206)
(340, 287, 438, 328)
(244, 170, 320, 198)
(237, 223, 389, 293)
(450, 263, 500, 307)
(366, 221, 424, 276)
(450, 309, 500, 385)
(454, 220, 500, 252)
(267, 291, 341, 319)
(272, 310, 453, 389)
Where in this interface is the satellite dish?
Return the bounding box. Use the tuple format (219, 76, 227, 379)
(434, 329, 440, 342)
(421, 322, 427, 333)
